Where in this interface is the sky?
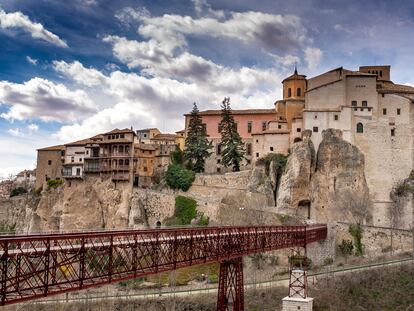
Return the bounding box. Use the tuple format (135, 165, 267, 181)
(1, 0, 414, 178)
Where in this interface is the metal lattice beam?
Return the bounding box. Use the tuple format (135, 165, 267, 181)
(0, 224, 327, 306)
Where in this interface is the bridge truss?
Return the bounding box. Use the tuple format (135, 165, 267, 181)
(0, 224, 327, 309)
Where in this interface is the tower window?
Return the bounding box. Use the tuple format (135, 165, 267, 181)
(288, 88, 292, 97)
(391, 128, 395, 136)
(278, 124, 282, 129)
(383, 108, 387, 115)
(351, 101, 357, 106)
(48, 160, 52, 165)
(270, 147, 274, 151)
(356, 122, 364, 133)
(297, 128, 301, 132)
(397, 108, 401, 115)
(362, 101, 368, 107)
(297, 88, 301, 97)
(313, 127, 318, 133)
(256, 153, 259, 158)
(334, 115, 339, 121)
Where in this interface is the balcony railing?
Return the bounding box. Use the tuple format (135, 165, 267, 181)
(100, 152, 131, 158)
(100, 165, 130, 171)
(62, 172, 83, 179)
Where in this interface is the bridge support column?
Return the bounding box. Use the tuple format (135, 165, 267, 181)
(217, 257, 244, 311)
(282, 252, 313, 311)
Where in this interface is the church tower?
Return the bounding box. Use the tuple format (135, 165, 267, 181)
(282, 66, 307, 100)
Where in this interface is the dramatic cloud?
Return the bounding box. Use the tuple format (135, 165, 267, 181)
(53, 60, 107, 87)
(0, 8, 68, 47)
(304, 47, 323, 70)
(116, 7, 307, 53)
(0, 78, 95, 122)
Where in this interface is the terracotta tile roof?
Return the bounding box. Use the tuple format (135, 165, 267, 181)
(188, 108, 275, 116)
(105, 128, 136, 135)
(151, 134, 177, 141)
(377, 81, 414, 94)
(251, 129, 290, 135)
(175, 129, 185, 134)
(37, 144, 65, 151)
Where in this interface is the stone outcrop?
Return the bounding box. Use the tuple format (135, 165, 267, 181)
(277, 129, 372, 224)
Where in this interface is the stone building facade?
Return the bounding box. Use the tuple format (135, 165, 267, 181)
(35, 145, 65, 189)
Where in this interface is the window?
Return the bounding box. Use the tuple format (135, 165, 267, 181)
(217, 159, 221, 164)
(334, 115, 339, 121)
(256, 152, 259, 158)
(297, 128, 301, 132)
(246, 143, 252, 156)
(356, 122, 364, 133)
(262, 121, 267, 131)
(86, 150, 89, 155)
(314, 115, 317, 119)
(48, 160, 52, 165)
(270, 147, 274, 151)
(256, 139, 259, 143)
(297, 88, 301, 97)
(397, 108, 401, 115)
(383, 108, 387, 115)
(202, 124, 207, 132)
(125, 159, 129, 165)
(278, 124, 282, 129)
(288, 88, 292, 97)
(120, 134, 125, 138)
(391, 128, 395, 136)
(216, 144, 222, 155)
(76, 168, 81, 176)
(313, 127, 318, 133)
(79, 158, 82, 162)
(144, 167, 147, 172)
(380, 71, 383, 77)
(247, 159, 251, 165)
(247, 121, 252, 133)
(351, 101, 357, 107)
(362, 101, 368, 107)
(217, 167, 221, 173)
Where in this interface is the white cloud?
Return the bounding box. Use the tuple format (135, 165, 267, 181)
(26, 56, 38, 65)
(116, 7, 307, 53)
(0, 8, 68, 47)
(27, 123, 39, 133)
(0, 77, 96, 122)
(192, 0, 225, 19)
(7, 128, 22, 137)
(53, 60, 107, 87)
(304, 47, 323, 70)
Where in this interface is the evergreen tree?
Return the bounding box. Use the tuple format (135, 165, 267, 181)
(184, 103, 212, 172)
(219, 97, 245, 171)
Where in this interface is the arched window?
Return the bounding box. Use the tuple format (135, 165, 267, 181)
(288, 88, 292, 97)
(356, 122, 364, 133)
(297, 88, 301, 97)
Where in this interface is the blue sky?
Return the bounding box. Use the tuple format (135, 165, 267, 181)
(1, 0, 414, 177)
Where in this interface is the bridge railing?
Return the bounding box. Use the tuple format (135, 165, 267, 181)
(0, 225, 327, 306)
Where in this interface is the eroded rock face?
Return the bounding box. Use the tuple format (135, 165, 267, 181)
(311, 129, 371, 223)
(276, 130, 315, 215)
(276, 129, 372, 224)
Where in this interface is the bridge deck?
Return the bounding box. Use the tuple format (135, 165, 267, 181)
(0, 225, 327, 306)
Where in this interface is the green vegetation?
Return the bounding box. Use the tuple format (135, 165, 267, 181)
(0, 223, 15, 234)
(338, 239, 354, 256)
(170, 148, 184, 165)
(9, 187, 27, 197)
(166, 196, 197, 226)
(165, 164, 195, 191)
(33, 187, 42, 196)
(197, 212, 209, 226)
(349, 224, 363, 256)
(46, 179, 63, 190)
(218, 97, 245, 172)
(256, 153, 288, 175)
(183, 102, 212, 172)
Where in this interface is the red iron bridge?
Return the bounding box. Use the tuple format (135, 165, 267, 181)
(0, 224, 327, 310)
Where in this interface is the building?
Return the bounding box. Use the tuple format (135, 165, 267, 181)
(15, 169, 36, 185)
(35, 145, 65, 189)
(184, 108, 277, 173)
(175, 130, 185, 150)
(134, 144, 156, 187)
(99, 128, 137, 182)
(136, 128, 161, 143)
(302, 65, 414, 226)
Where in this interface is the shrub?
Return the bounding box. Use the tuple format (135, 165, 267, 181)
(170, 149, 184, 165)
(197, 212, 210, 226)
(165, 164, 195, 192)
(339, 239, 354, 256)
(10, 187, 27, 197)
(349, 224, 363, 256)
(166, 196, 197, 226)
(47, 179, 63, 190)
(256, 153, 288, 174)
(323, 257, 334, 266)
(33, 187, 42, 196)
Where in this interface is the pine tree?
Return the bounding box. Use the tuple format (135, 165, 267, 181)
(184, 103, 212, 172)
(219, 97, 245, 171)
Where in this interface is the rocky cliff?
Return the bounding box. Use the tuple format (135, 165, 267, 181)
(277, 129, 372, 224)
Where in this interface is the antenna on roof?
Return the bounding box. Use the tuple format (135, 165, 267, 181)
(294, 63, 298, 75)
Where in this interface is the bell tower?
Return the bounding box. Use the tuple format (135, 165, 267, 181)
(282, 66, 307, 100)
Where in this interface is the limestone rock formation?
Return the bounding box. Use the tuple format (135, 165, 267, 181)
(276, 129, 372, 224)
